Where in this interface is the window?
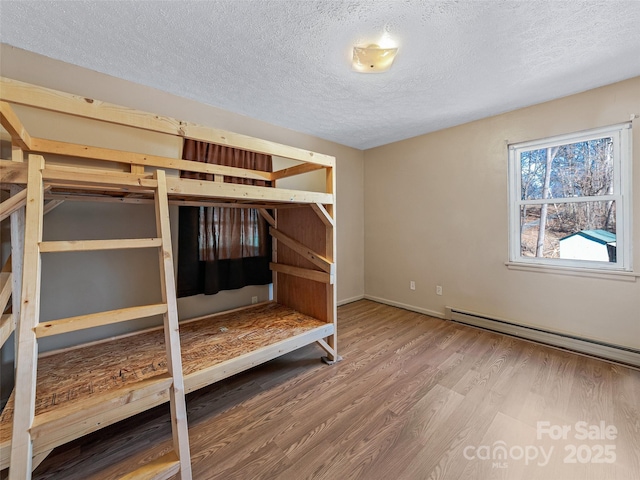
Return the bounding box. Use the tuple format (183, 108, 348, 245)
(508, 123, 632, 272)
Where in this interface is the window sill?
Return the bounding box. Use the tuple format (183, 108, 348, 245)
(505, 262, 638, 282)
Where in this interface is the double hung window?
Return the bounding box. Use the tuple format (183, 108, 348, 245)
(508, 124, 632, 272)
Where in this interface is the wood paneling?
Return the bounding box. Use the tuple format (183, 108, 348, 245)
(275, 207, 329, 322)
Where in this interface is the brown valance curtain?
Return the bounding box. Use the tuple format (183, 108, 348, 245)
(177, 140, 272, 297)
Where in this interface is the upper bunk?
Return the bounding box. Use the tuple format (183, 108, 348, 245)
(0, 76, 335, 210)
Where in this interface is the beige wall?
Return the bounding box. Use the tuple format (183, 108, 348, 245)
(364, 77, 640, 350)
(0, 45, 365, 400)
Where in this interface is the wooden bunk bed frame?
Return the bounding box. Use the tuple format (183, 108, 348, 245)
(0, 77, 339, 478)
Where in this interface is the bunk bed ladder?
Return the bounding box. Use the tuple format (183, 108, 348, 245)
(9, 156, 192, 479)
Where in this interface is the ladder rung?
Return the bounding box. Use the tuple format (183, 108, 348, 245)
(119, 451, 181, 480)
(35, 303, 168, 338)
(1, 313, 14, 348)
(31, 373, 174, 439)
(39, 238, 162, 253)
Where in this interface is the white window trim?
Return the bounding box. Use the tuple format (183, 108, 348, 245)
(508, 123, 633, 275)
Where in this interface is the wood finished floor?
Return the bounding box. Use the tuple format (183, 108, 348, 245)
(20, 300, 640, 479)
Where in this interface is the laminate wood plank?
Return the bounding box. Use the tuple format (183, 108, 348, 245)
(24, 300, 640, 480)
(118, 451, 180, 480)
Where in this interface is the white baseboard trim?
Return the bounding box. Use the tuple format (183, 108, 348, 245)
(363, 295, 445, 319)
(446, 306, 640, 369)
(337, 295, 365, 306)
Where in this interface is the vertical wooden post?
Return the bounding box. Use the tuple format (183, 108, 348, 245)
(325, 165, 338, 361)
(10, 145, 25, 375)
(154, 170, 192, 479)
(9, 155, 45, 480)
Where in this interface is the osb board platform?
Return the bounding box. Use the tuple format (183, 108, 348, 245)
(0, 302, 327, 443)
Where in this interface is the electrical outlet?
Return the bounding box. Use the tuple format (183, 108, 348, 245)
(251, 296, 258, 304)
(410, 281, 416, 290)
(436, 285, 443, 296)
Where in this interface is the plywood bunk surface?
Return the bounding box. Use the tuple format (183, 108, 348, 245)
(0, 302, 333, 463)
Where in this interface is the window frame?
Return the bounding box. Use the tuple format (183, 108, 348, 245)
(508, 123, 633, 273)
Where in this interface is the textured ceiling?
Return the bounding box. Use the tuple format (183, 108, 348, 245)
(1, 1, 640, 150)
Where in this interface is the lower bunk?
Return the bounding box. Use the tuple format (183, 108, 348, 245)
(0, 302, 334, 470)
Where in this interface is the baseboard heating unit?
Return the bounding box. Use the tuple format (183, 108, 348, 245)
(445, 307, 640, 369)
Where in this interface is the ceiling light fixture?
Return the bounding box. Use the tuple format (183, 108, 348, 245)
(352, 44, 398, 73)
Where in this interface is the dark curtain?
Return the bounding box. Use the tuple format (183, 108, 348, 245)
(177, 140, 272, 297)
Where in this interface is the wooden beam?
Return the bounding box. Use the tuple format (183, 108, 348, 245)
(166, 176, 333, 205)
(39, 237, 162, 253)
(0, 313, 14, 348)
(43, 167, 157, 190)
(1, 159, 334, 205)
(29, 137, 273, 182)
(0, 189, 52, 224)
(0, 101, 32, 150)
(30, 449, 53, 473)
(316, 338, 337, 358)
(29, 388, 171, 462)
(0, 272, 12, 312)
(310, 203, 335, 228)
(154, 169, 192, 479)
(271, 162, 326, 181)
(1, 255, 10, 273)
(34, 304, 168, 338)
(43, 193, 294, 210)
(10, 145, 25, 383)
(30, 374, 173, 439)
(324, 163, 338, 361)
(42, 199, 64, 215)
(9, 155, 45, 479)
(269, 227, 334, 274)
(0, 187, 27, 222)
(258, 208, 276, 227)
(269, 262, 333, 284)
(45, 193, 153, 205)
(1, 160, 156, 190)
(0, 77, 335, 167)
